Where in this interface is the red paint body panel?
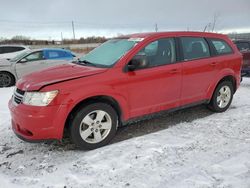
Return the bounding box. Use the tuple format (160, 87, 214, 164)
(9, 32, 242, 141)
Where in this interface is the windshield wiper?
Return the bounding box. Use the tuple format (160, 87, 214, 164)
(77, 60, 97, 67)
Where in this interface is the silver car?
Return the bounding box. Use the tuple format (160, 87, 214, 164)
(0, 48, 75, 87)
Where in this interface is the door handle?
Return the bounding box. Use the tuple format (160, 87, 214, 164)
(210, 62, 217, 66)
(169, 69, 180, 74)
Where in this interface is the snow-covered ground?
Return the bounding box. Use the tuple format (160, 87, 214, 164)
(0, 79, 250, 188)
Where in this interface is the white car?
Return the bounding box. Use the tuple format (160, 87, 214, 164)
(0, 48, 75, 87)
(0, 45, 30, 60)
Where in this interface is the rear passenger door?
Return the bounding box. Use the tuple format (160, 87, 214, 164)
(179, 37, 218, 105)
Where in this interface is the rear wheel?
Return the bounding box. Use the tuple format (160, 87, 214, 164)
(0, 72, 15, 87)
(70, 103, 118, 150)
(208, 81, 233, 112)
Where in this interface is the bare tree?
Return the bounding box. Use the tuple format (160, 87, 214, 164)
(211, 12, 220, 32)
(204, 12, 220, 32)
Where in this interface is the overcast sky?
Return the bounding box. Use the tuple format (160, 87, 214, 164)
(0, 0, 249, 40)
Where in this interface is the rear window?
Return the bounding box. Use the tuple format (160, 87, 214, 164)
(210, 39, 233, 55)
(180, 37, 210, 61)
(235, 42, 250, 52)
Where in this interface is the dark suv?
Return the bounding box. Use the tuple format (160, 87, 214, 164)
(234, 40, 250, 77)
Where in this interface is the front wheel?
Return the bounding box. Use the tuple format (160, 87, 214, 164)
(208, 81, 234, 113)
(0, 72, 15, 87)
(70, 103, 118, 150)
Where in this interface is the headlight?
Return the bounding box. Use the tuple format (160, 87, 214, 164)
(23, 90, 58, 106)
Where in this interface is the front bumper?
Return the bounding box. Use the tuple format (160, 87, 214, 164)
(8, 98, 69, 142)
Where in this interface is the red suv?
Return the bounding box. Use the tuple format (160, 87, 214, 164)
(9, 32, 242, 149)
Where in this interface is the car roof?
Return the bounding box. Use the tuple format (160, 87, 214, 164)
(120, 31, 227, 39)
(43, 48, 72, 53)
(28, 48, 72, 53)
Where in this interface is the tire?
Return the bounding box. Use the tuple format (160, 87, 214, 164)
(208, 81, 234, 113)
(69, 103, 118, 150)
(0, 72, 15, 87)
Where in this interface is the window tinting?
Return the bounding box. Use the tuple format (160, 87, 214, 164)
(0, 47, 4, 54)
(180, 37, 210, 61)
(0, 46, 25, 54)
(211, 39, 233, 55)
(136, 38, 176, 67)
(235, 42, 250, 52)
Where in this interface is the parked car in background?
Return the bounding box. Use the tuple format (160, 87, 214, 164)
(0, 48, 74, 87)
(0, 45, 30, 60)
(234, 40, 250, 77)
(9, 32, 242, 150)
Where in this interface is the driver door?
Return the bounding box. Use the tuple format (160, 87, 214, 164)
(124, 38, 182, 118)
(15, 51, 45, 78)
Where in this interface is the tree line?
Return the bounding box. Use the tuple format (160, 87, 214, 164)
(0, 35, 107, 45)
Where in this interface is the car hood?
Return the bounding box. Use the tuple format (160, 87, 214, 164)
(0, 59, 12, 67)
(17, 63, 108, 91)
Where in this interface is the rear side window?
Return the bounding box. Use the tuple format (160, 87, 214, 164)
(48, 51, 60, 59)
(180, 37, 210, 61)
(235, 42, 250, 52)
(1, 46, 25, 53)
(211, 39, 233, 55)
(47, 50, 71, 59)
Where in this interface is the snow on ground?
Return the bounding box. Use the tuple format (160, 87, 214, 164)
(0, 79, 250, 188)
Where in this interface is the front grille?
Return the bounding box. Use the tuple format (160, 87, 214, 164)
(13, 88, 25, 105)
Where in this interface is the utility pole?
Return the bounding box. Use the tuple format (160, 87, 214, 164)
(155, 23, 158, 32)
(61, 32, 63, 44)
(72, 21, 76, 40)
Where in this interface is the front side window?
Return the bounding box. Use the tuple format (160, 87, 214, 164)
(79, 39, 140, 67)
(211, 39, 233, 55)
(181, 37, 210, 61)
(23, 51, 43, 62)
(235, 42, 250, 52)
(136, 38, 176, 67)
(10, 51, 30, 62)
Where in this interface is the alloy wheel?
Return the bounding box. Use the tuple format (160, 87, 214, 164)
(79, 110, 112, 144)
(216, 85, 232, 108)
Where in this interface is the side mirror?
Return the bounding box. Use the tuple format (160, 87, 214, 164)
(127, 55, 149, 71)
(19, 58, 27, 63)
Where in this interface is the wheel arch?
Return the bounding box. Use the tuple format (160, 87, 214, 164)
(64, 95, 123, 136)
(207, 74, 237, 101)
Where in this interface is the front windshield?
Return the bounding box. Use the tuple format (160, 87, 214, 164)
(79, 38, 141, 67)
(10, 51, 30, 62)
